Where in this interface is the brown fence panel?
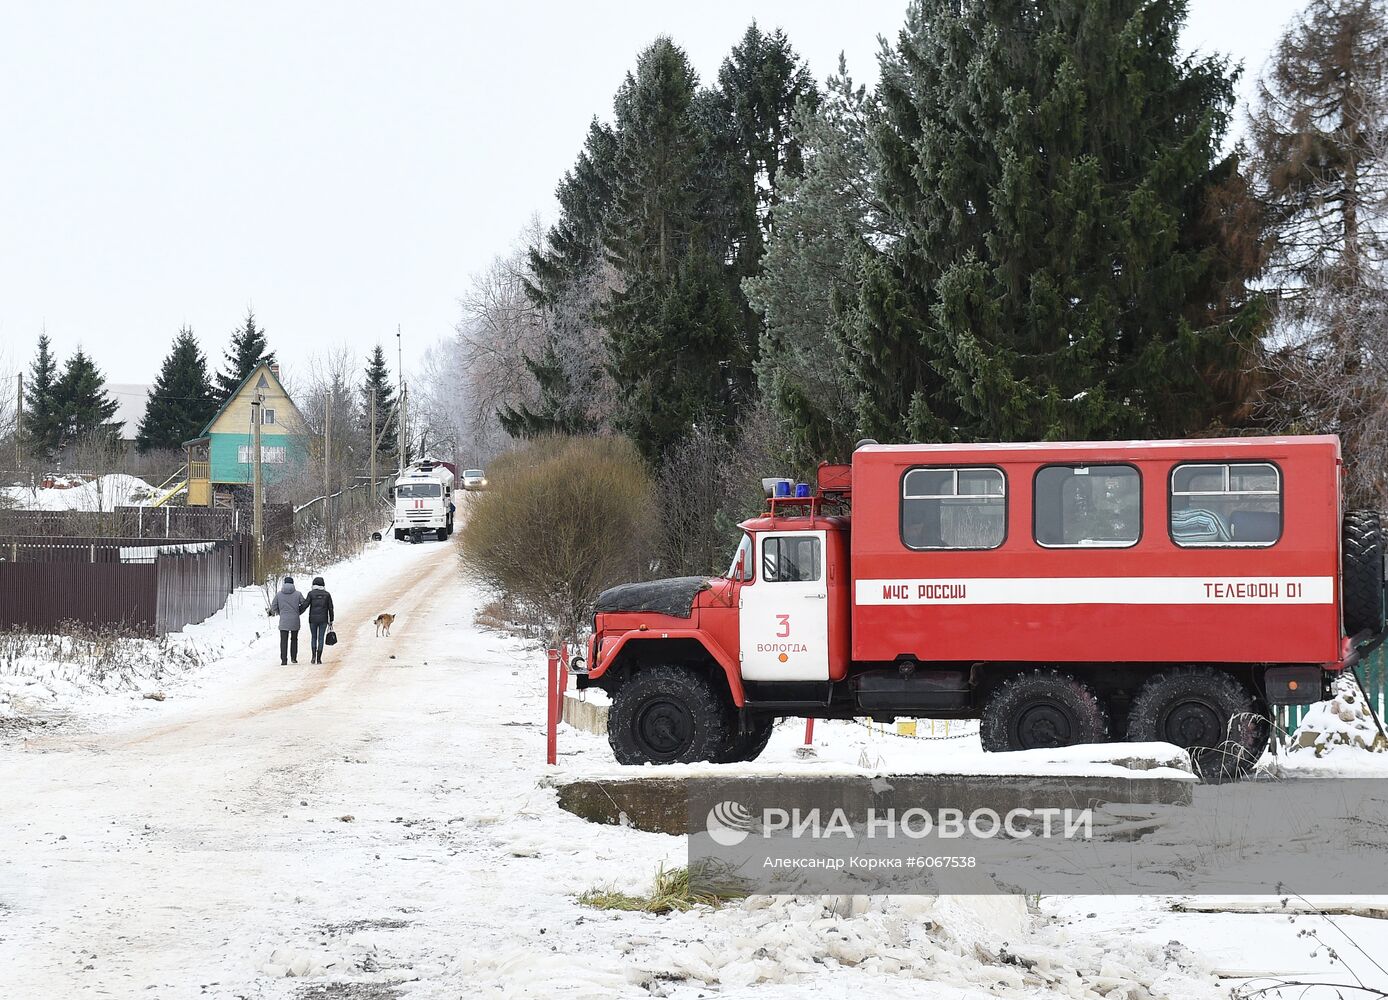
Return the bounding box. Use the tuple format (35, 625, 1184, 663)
(0, 563, 158, 635)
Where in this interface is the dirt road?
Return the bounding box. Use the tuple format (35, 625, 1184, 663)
(0, 539, 587, 998)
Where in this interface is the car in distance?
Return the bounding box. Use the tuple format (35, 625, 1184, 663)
(461, 469, 488, 491)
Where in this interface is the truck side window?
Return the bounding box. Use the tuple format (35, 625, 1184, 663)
(900, 467, 1006, 550)
(1170, 462, 1281, 547)
(762, 536, 821, 583)
(1034, 465, 1141, 548)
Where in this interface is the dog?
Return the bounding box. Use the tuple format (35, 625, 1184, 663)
(374, 613, 396, 636)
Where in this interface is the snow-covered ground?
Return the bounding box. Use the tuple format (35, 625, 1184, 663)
(1, 472, 158, 511)
(2, 537, 1387, 998)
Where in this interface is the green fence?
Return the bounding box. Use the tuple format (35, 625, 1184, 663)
(1276, 646, 1388, 735)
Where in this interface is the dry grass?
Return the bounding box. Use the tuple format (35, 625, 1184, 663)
(578, 864, 749, 915)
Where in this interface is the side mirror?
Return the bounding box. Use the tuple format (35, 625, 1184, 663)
(734, 549, 746, 582)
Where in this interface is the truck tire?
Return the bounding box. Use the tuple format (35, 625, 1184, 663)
(393, 529, 404, 541)
(980, 669, 1109, 752)
(1342, 510, 1385, 636)
(1125, 667, 1268, 783)
(608, 665, 731, 765)
(716, 715, 776, 763)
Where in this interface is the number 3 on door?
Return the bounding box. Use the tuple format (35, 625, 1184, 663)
(776, 614, 791, 638)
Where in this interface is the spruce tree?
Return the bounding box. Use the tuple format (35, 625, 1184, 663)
(135, 328, 217, 453)
(23, 333, 62, 455)
(360, 344, 398, 460)
(505, 121, 621, 438)
(52, 348, 120, 450)
(840, 0, 1263, 444)
(215, 310, 274, 398)
(747, 63, 882, 463)
(602, 37, 750, 460)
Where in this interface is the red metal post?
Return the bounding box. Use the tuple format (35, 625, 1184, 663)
(546, 647, 559, 765)
(803, 717, 815, 745)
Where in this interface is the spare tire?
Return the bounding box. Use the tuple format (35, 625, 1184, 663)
(1342, 510, 1385, 636)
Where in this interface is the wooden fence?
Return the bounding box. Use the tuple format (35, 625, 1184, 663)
(0, 504, 291, 542)
(0, 535, 256, 636)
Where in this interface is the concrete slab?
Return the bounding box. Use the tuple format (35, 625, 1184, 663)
(561, 690, 607, 735)
(547, 766, 1194, 836)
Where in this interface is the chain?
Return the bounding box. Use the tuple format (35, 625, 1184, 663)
(849, 718, 979, 741)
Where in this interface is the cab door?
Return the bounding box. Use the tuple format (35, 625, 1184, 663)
(739, 531, 830, 681)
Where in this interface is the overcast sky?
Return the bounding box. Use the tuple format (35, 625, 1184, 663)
(0, 0, 1307, 393)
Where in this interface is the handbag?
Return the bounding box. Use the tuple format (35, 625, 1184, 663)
(324, 628, 337, 646)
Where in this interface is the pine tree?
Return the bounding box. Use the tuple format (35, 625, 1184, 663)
(52, 348, 120, 451)
(135, 328, 217, 453)
(215, 310, 274, 398)
(360, 344, 398, 460)
(23, 333, 62, 455)
(839, 0, 1263, 444)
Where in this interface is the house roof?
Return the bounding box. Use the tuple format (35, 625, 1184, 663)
(184, 362, 298, 445)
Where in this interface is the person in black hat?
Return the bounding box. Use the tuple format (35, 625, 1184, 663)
(304, 576, 335, 664)
(268, 575, 307, 665)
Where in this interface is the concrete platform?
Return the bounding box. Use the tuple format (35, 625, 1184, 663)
(547, 747, 1196, 835)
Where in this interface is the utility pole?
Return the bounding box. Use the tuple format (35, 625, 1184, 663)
(251, 393, 264, 580)
(396, 325, 406, 474)
(323, 394, 333, 555)
(369, 386, 377, 501)
(15, 372, 22, 466)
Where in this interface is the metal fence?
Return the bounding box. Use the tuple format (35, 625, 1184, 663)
(0, 534, 255, 636)
(1278, 647, 1388, 735)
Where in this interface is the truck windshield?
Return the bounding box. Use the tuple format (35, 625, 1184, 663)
(397, 483, 442, 498)
(726, 534, 753, 581)
(463, 469, 484, 477)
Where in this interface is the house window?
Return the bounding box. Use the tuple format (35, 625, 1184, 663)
(262, 408, 276, 426)
(1034, 464, 1141, 548)
(1170, 463, 1281, 547)
(901, 467, 1006, 550)
(237, 445, 287, 465)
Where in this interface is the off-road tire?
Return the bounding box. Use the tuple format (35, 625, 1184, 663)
(1342, 510, 1385, 636)
(436, 527, 448, 542)
(716, 715, 776, 763)
(607, 665, 732, 766)
(980, 669, 1110, 752)
(393, 529, 405, 541)
(1125, 667, 1269, 783)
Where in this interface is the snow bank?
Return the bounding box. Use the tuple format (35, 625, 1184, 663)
(2, 473, 158, 511)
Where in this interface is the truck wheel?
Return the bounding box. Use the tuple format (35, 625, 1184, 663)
(436, 527, 448, 542)
(1125, 667, 1268, 783)
(716, 715, 776, 763)
(393, 529, 404, 541)
(608, 665, 731, 765)
(1343, 510, 1385, 636)
(980, 669, 1109, 752)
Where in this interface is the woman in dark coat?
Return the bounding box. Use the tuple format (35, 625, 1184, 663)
(304, 576, 335, 664)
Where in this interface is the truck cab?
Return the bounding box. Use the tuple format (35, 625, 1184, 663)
(579, 436, 1385, 779)
(392, 460, 457, 542)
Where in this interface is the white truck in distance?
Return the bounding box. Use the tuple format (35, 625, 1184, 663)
(392, 461, 456, 542)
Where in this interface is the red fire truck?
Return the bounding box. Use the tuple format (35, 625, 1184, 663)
(577, 435, 1386, 777)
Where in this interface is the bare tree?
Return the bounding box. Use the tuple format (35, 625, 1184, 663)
(1252, 0, 1388, 505)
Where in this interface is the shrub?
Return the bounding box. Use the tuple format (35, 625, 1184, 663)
(460, 435, 658, 640)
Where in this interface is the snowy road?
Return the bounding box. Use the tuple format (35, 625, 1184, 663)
(3, 537, 1388, 998)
